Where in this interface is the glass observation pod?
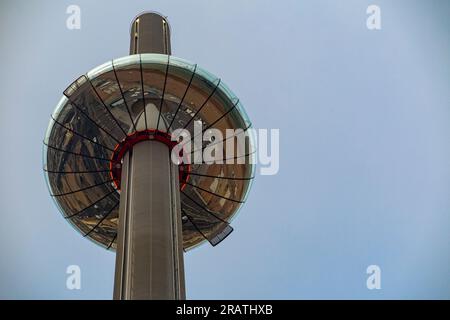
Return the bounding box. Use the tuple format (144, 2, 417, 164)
(43, 54, 255, 251)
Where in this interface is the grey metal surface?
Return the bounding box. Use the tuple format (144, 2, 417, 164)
(129, 12, 171, 55)
(113, 141, 185, 300)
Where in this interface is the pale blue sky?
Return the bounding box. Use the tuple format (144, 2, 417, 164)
(0, 0, 449, 299)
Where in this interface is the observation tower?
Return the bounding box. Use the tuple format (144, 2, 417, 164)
(43, 12, 254, 299)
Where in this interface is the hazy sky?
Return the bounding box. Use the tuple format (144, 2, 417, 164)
(0, 0, 449, 299)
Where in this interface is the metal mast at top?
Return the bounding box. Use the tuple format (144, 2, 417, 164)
(129, 12, 171, 55)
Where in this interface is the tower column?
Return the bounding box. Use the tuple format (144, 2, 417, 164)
(113, 12, 184, 300)
(113, 141, 185, 300)
(129, 12, 171, 55)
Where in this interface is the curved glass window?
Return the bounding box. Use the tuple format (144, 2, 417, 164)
(44, 54, 254, 250)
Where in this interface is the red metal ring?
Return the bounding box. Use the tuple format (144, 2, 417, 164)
(109, 129, 190, 191)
